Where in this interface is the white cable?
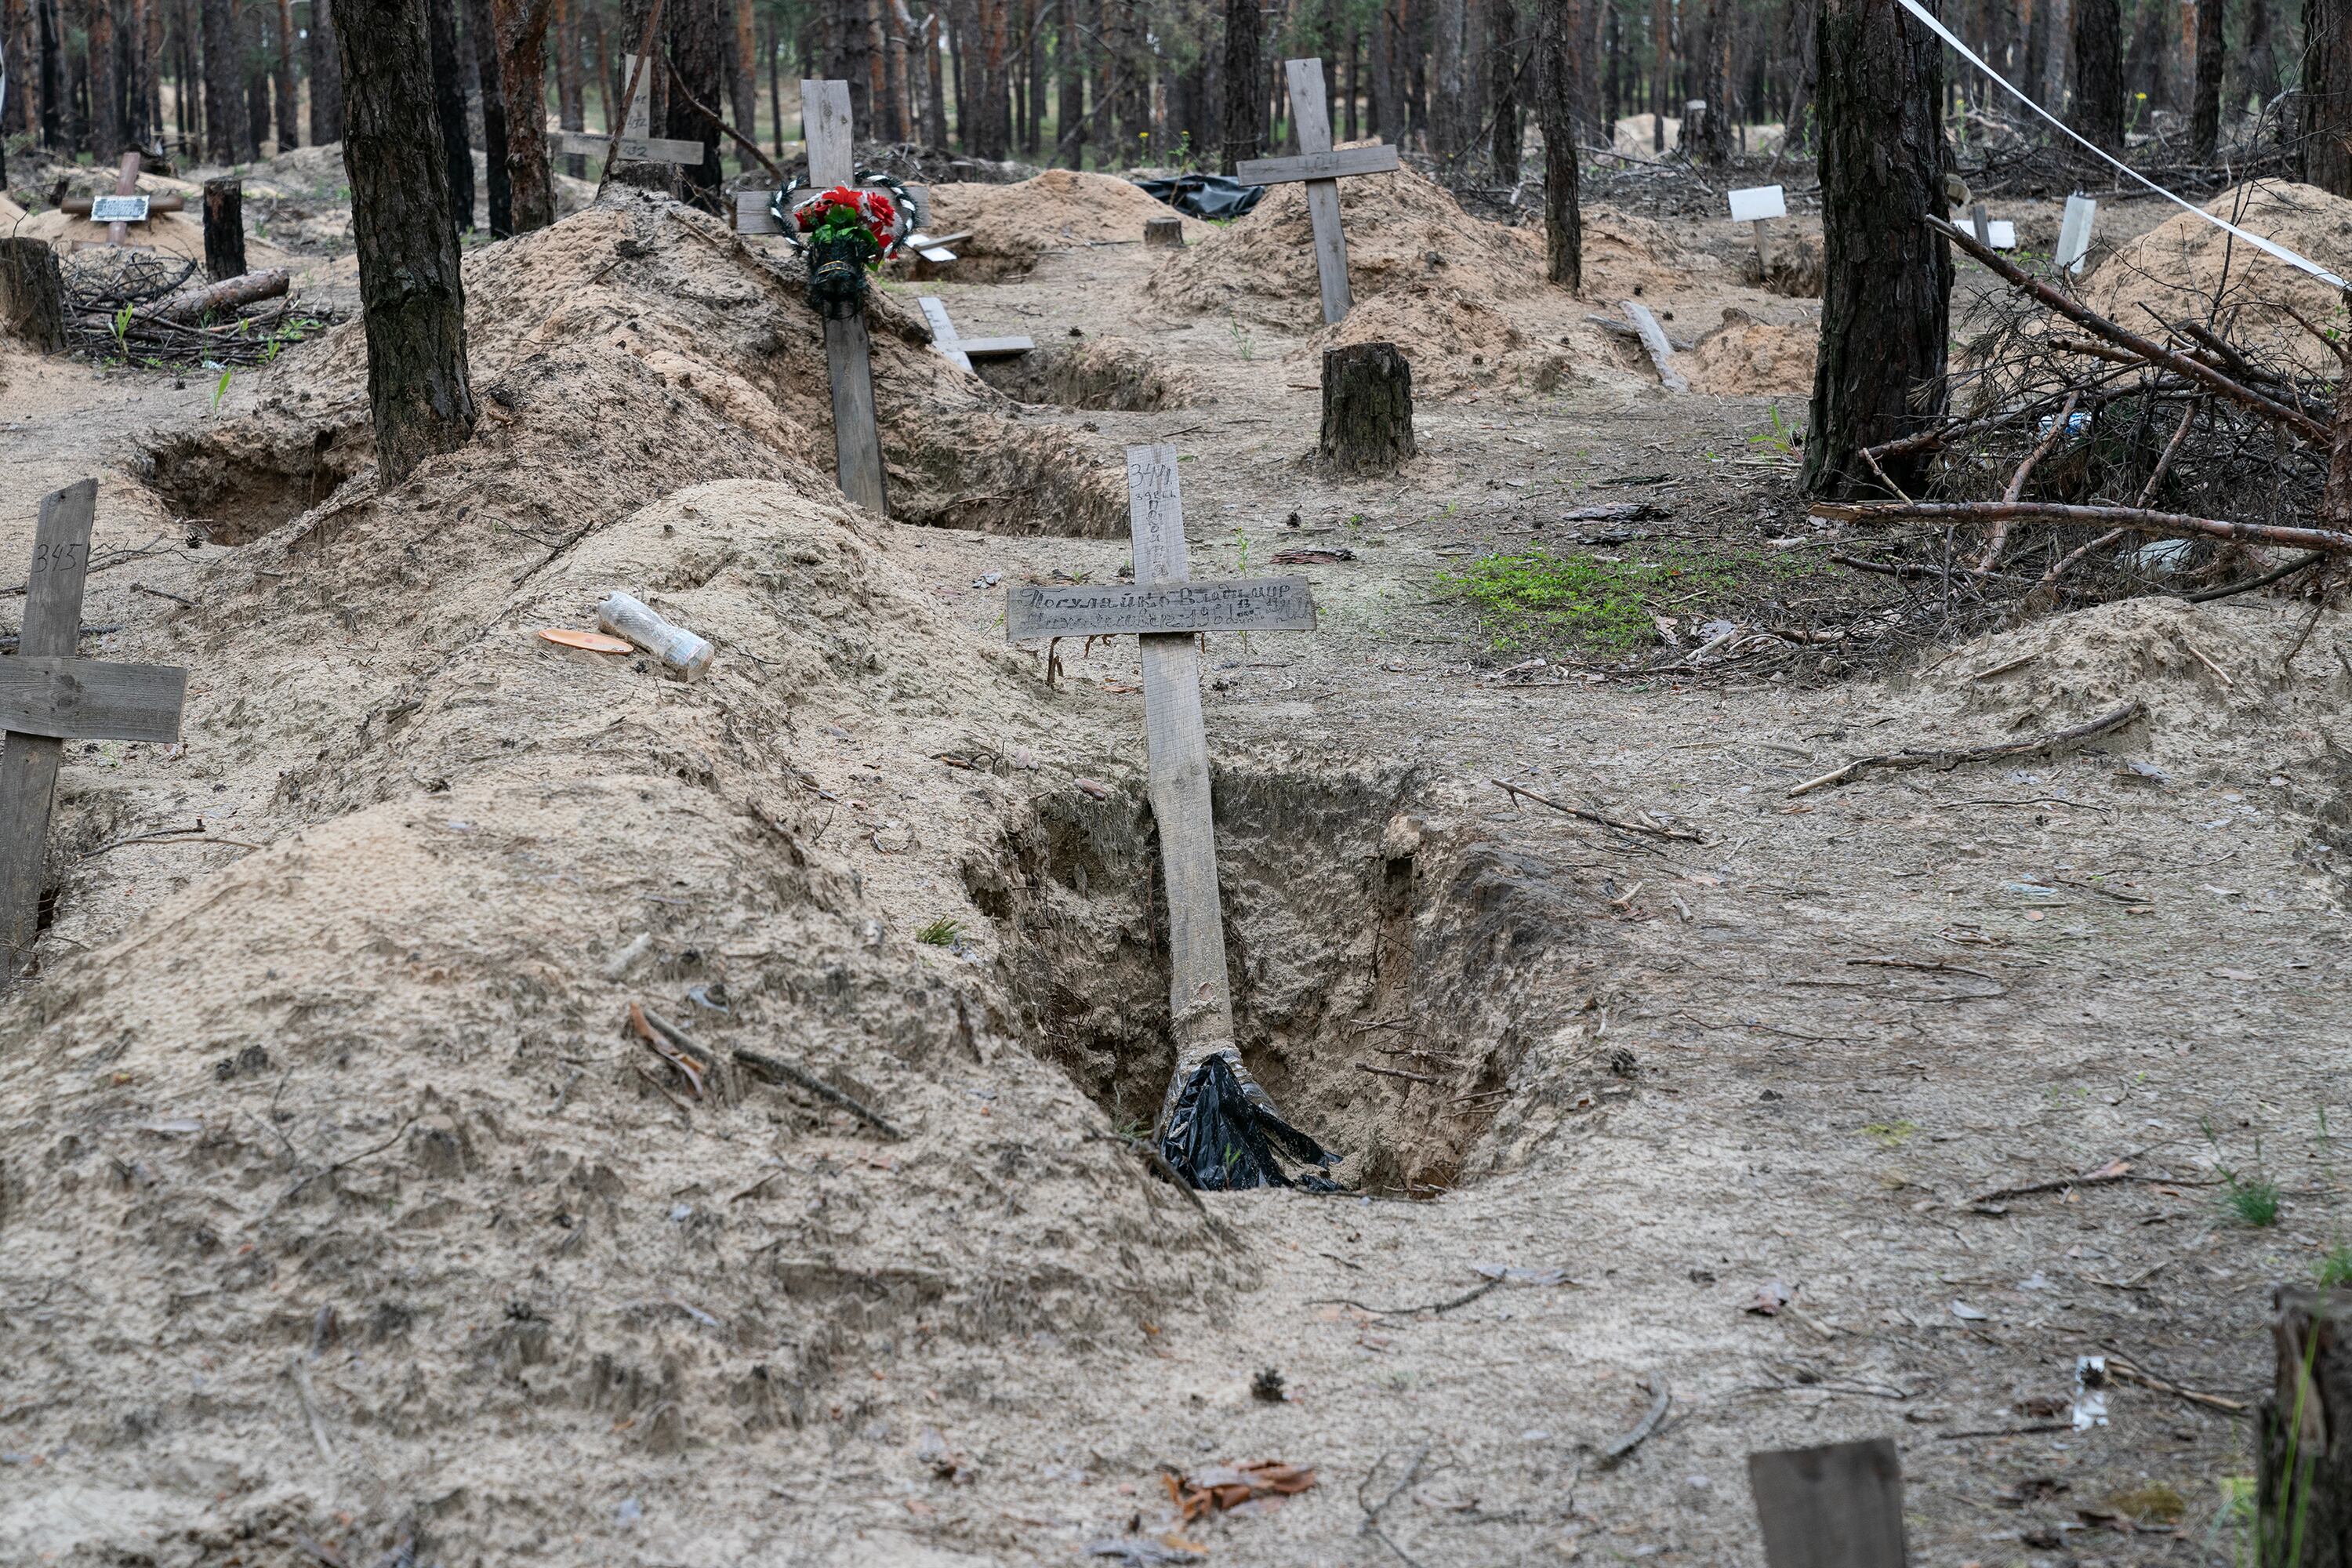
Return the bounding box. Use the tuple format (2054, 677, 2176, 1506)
(1890, 0, 2347, 288)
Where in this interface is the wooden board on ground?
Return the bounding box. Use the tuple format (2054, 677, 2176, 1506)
(1621, 299, 1688, 393)
(918, 296, 1034, 371)
(1005, 576, 1316, 640)
(1229, 60, 1396, 326)
(0, 481, 189, 978)
(1748, 1439, 1907, 1568)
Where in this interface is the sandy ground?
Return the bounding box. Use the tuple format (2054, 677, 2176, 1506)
(0, 162, 2344, 1568)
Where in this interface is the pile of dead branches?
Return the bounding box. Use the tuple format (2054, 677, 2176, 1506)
(1816, 215, 2347, 622)
(59, 249, 332, 368)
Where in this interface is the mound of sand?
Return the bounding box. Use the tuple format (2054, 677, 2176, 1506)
(916, 169, 1210, 279)
(1686, 308, 1817, 395)
(13, 206, 276, 264)
(1298, 279, 1577, 399)
(2082, 181, 2352, 375)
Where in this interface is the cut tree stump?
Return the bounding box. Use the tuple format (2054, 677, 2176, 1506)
(0, 238, 65, 352)
(2261, 1285, 2352, 1567)
(1319, 341, 1415, 475)
(203, 180, 246, 281)
(1144, 216, 1184, 248)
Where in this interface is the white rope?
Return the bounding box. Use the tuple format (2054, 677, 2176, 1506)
(1890, 0, 2347, 289)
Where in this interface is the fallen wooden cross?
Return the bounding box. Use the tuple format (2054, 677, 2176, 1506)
(1006, 446, 1328, 1183)
(1621, 299, 1687, 392)
(1748, 1438, 1907, 1568)
(553, 54, 706, 169)
(916, 296, 1034, 372)
(1235, 59, 1399, 326)
(1, 480, 190, 980)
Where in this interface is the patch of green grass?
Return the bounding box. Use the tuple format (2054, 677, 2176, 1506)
(2222, 1170, 2281, 1227)
(1863, 1120, 1918, 1148)
(914, 916, 963, 947)
(1437, 546, 1733, 654)
(2316, 1245, 2352, 1287)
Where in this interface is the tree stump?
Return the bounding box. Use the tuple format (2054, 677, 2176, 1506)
(2260, 1285, 2352, 1566)
(1319, 342, 1415, 475)
(203, 180, 246, 282)
(1144, 216, 1184, 249)
(0, 238, 66, 353)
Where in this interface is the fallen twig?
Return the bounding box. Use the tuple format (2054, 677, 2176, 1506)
(1599, 1378, 1671, 1465)
(1357, 1446, 1436, 1568)
(2103, 1350, 2250, 1414)
(1356, 1061, 1440, 1084)
(734, 1046, 905, 1139)
(1310, 1278, 1502, 1316)
(1811, 498, 2352, 556)
(1787, 701, 2144, 797)
(1969, 1157, 2136, 1205)
(1489, 779, 1704, 841)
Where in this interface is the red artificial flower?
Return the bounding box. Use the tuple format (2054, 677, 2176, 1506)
(795, 185, 899, 258)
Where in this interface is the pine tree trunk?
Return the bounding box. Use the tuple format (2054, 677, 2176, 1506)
(488, 0, 554, 230)
(1217, 0, 1256, 169)
(1537, 0, 1579, 288)
(726, 0, 754, 153)
(1319, 343, 1416, 474)
(1650, 0, 1668, 147)
(2190, 0, 2223, 156)
(463, 0, 510, 232)
(332, 0, 477, 483)
(426, 0, 474, 226)
(2306, 0, 2352, 194)
(199, 0, 234, 157)
(2022, 0, 2047, 107)
(2258, 1286, 2352, 1568)
(309, 0, 345, 140)
(922, 8, 945, 144)
(554, 0, 583, 176)
(1429, 0, 1465, 160)
(2071, 0, 2122, 152)
(241, 0, 268, 156)
(2245, 0, 2278, 106)
(662, 0, 722, 206)
(87, 0, 119, 158)
(1056, 0, 1083, 164)
(274, 0, 296, 143)
(1803, 0, 1949, 498)
(38, 0, 62, 147)
(1692, 0, 1727, 161)
(202, 176, 245, 277)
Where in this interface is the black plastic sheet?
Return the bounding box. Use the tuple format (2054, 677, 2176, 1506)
(1132, 174, 1267, 222)
(1159, 1054, 1340, 1191)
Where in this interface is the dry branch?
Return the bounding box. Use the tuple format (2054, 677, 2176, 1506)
(1787, 702, 2145, 797)
(1812, 498, 2352, 555)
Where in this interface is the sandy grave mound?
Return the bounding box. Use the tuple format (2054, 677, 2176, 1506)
(915, 168, 1210, 280)
(141, 190, 1124, 539)
(14, 205, 295, 268)
(2081, 181, 2352, 375)
(1685, 307, 1817, 395)
(1298, 280, 1577, 399)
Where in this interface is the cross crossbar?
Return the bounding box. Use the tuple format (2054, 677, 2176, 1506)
(1005, 577, 1315, 640)
(918, 296, 1033, 372)
(554, 56, 706, 167)
(1233, 144, 1400, 184)
(1240, 59, 1393, 325)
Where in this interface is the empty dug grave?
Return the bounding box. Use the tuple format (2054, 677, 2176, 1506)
(965, 762, 1613, 1196)
(972, 337, 1201, 411)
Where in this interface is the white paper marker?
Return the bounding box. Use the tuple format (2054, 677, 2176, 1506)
(1728, 185, 1787, 223)
(1987, 220, 2017, 250)
(2056, 194, 2097, 274)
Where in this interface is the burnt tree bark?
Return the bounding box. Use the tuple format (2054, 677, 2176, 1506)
(203, 177, 246, 278)
(2190, 0, 2224, 158)
(241, 0, 269, 156)
(463, 0, 511, 233)
(1692, 0, 1729, 162)
(1319, 342, 1416, 474)
(1217, 0, 1257, 170)
(1537, 0, 1580, 289)
(0, 238, 66, 351)
(1489, 0, 1519, 179)
(310, 0, 347, 139)
(1803, 0, 1949, 498)
(274, 0, 297, 144)
(200, 0, 237, 158)
(426, 0, 474, 228)
(664, 0, 723, 209)
(2259, 1286, 2352, 1567)
(2071, 0, 2122, 153)
(334, 0, 477, 483)
(2305, 0, 2352, 194)
(487, 0, 555, 230)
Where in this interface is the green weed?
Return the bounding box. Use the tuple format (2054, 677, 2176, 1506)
(1437, 547, 1728, 653)
(2223, 1170, 2282, 1227)
(914, 916, 963, 947)
(1748, 402, 1802, 457)
(209, 368, 231, 412)
(1226, 317, 1254, 361)
(2316, 1246, 2352, 1287)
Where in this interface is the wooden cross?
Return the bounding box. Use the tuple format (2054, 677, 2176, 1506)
(1004, 445, 1316, 1112)
(552, 56, 706, 169)
(92, 151, 151, 249)
(1234, 59, 1401, 326)
(916, 296, 1034, 373)
(1, 481, 189, 979)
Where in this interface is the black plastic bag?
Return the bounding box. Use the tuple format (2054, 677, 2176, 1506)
(1160, 1054, 1340, 1192)
(1132, 174, 1267, 222)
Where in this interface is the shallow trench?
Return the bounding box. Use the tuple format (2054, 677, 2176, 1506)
(964, 762, 1610, 1196)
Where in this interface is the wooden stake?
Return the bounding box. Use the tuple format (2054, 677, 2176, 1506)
(1748, 1438, 1907, 1568)
(107, 151, 140, 248)
(1234, 58, 1401, 327)
(800, 78, 890, 515)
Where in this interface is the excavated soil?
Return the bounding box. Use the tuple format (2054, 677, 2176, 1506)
(915, 169, 1211, 281)
(1684, 307, 1818, 396)
(973, 336, 1202, 411)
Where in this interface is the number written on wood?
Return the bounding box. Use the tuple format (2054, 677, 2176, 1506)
(31, 539, 87, 577)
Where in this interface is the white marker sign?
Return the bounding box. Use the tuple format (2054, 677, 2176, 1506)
(1986, 220, 2017, 250)
(1727, 185, 1786, 223)
(2056, 194, 2097, 274)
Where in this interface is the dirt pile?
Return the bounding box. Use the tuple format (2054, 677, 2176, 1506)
(1685, 307, 1817, 395)
(142, 189, 1124, 538)
(1301, 280, 1576, 399)
(916, 169, 1209, 280)
(14, 206, 298, 267)
(2081, 181, 2352, 374)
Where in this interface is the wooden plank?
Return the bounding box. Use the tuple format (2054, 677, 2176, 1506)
(0, 479, 96, 977)
(801, 79, 855, 187)
(0, 658, 187, 744)
(1748, 1439, 1908, 1568)
(1621, 299, 1688, 393)
(1233, 143, 1400, 184)
(553, 129, 705, 165)
(1287, 58, 1354, 327)
(622, 53, 652, 138)
(1006, 576, 1316, 641)
(824, 312, 889, 514)
(956, 335, 1035, 358)
(917, 296, 973, 371)
(735, 188, 783, 234)
(107, 151, 140, 247)
(1126, 444, 1236, 1058)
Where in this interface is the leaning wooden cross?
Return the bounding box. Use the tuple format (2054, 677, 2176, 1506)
(552, 55, 706, 171)
(1, 481, 189, 979)
(917, 297, 1033, 373)
(1005, 445, 1328, 1184)
(1235, 59, 1400, 326)
(93, 151, 151, 249)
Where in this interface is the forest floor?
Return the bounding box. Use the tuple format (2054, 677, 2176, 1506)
(0, 149, 2344, 1568)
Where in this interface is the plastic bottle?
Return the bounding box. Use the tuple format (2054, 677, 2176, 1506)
(596, 591, 715, 681)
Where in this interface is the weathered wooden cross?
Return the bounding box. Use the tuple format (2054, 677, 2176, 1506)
(1234, 59, 1401, 326)
(916, 296, 1033, 373)
(1, 481, 189, 979)
(1004, 445, 1315, 1125)
(553, 55, 706, 170)
(92, 151, 152, 249)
